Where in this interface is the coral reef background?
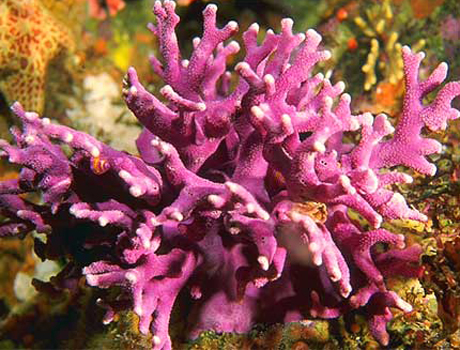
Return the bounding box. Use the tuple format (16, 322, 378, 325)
(0, 0, 459, 349)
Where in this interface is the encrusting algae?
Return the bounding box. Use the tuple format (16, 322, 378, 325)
(0, 0, 76, 113)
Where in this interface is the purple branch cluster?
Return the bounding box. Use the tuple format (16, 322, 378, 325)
(1, 1, 459, 348)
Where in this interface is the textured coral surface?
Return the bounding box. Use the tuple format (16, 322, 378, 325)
(0, 1, 459, 349)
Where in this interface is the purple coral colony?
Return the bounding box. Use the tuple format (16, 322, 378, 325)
(0, 1, 459, 348)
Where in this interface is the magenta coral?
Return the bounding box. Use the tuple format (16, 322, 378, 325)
(1, 1, 459, 349)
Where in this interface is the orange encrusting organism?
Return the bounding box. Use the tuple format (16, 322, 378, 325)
(0, 0, 75, 113)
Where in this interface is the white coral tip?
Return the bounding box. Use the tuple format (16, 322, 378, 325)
(151, 217, 160, 226)
(153, 335, 161, 346)
(281, 114, 292, 128)
(246, 203, 255, 214)
(396, 298, 413, 313)
(264, 74, 275, 85)
(390, 192, 405, 205)
(313, 141, 326, 153)
(396, 234, 406, 249)
(362, 112, 374, 125)
(323, 50, 332, 60)
(85, 274, 98, 286)
(251, 105, 264, 120)
(118, 170, 131, 180)
(143, 239, 151, 249)
(225, 181, 239, 193)
(306, 28, 321, 41)
(312, 253, 322, 266)
(89, 146, 100, 157)
(150, 138, 160, 147)
(403, 174, 413, 183)
(159, 142, 171, 154)
(64, 133, 73, 142)
(197, 102, 207, 111)
(235, 62, 249, 72)
(125, 271, 137, 283)
(206, 4, 217, 12)
(341, 284, 352, 298)
(281, 18, 294, 28)
(170, 211, 183, 222)
(259, 210, 270, 221)
(228, 41, 240, 52)
(330, 266, 342, 282)
(289, 211, 302, 223)
(315, 72, 324, 81)
(258, 255, 270, 271)
(192, 37, 201, 47)
(98, 216, 109, 227)
(227, 21, 238, 30)
(336, 81, 346, 92)
(24, 135, 35, 144)
(249, 23, 259, 32)
(417, 51, 426, 60)
(207, 194, 225, 208)
(350, 119, 360, 131)
(341, 93, 351, 103)
(229, 226, 241, 235)
(160, 85, 173, 95)
(130, 185, 144, 197)
(309, 242, 320, 253)
(134, 306, 143, 316)
(24, 112, 38, 121)
(129, 86, 138, 96)
(324, 96, 333, 108)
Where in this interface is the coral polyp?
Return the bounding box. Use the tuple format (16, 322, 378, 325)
(0, 1, 459, 349)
